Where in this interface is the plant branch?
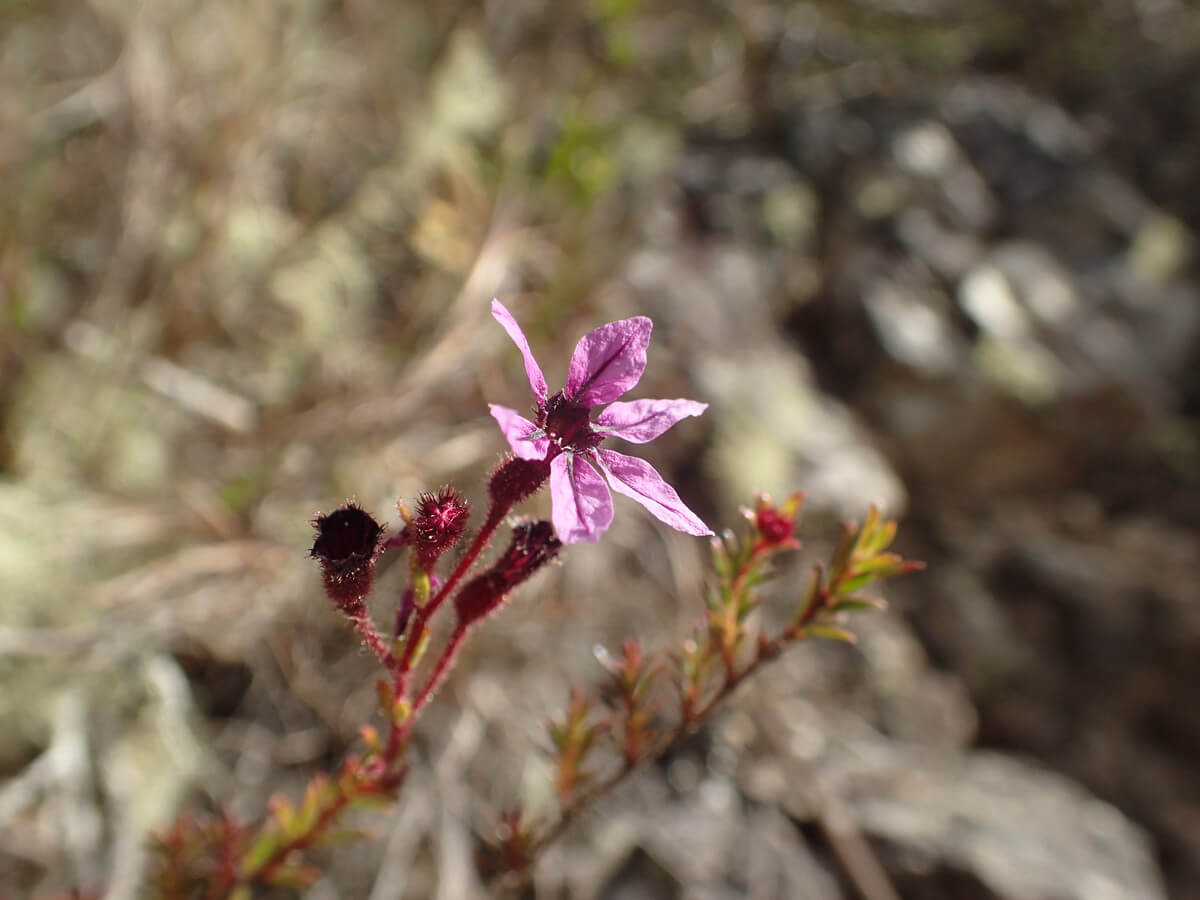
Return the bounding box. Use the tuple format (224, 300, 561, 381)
(413, 621, 470, 715)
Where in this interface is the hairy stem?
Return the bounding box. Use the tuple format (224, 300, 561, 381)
(413, 621, 470, 715)
(348, 614, 392, 667)
(428, 506, 506, 618)
(393, 506, 504, 698)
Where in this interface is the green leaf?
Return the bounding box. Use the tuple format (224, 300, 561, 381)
(240, 831, 282, 874)
(852, 557, 925, 585)
(750, 565, 785, 584)
(854, 552, 904, 574)
(349, 792, 397, 811)
(295, 776, 334, 834)
(548, 722, 568, 751)
(854, 506, 881, 555)
(833, 572, 876, 596)
(831, 596, 888, 614)
(862, 518, 897, 555)
(392, 696, 412, 726)
(268, 796, 296, 835)
(802, 624, 858, 644)
(409, 627, 431, 667)
(411, 569, 431, 608)
(793, 566, 823, 624)
(829, 525, 857, 576)
(742, 571, 768, 590)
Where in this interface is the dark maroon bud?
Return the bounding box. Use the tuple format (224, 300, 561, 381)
(310, 503, 383, 616)
(407, 487, 470, 569)
(492, 520, 562, 585)
(454, 519, 562, 625)
(453, 572, 508, 627)
(487, 457, 551, 512)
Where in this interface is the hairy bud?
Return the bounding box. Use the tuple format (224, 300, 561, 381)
(455, 519, 562, 625)
(310, 503, 383, 616)
(407, 487, 470, 569)
(487, 457, 551, 512)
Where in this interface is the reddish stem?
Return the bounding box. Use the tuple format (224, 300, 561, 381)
(204, 819, 241, 900)
(428, 507, 506, 621)
(348, 614, 392, 667)
(394, 505, 505, 693)
(413, 621, 470, 715)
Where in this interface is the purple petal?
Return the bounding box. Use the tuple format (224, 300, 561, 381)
(596, 449, 713, 536)
(492, 299, 548, 402)
(564, 316, 652, 407)
(594, 398, 708, 444)
(489, 405, 549, 460)
(550, 453, 614, 544)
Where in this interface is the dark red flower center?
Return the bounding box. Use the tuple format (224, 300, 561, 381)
(539, 391, 602, 454)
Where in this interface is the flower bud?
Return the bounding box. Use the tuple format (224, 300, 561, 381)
(406, 487, 470, 570)
(310, 503, 383, 616)
(749, 492, 803, 548)
(455, 519, 562, 625)
(453, 572, 507, 628)
(487, 456, 551, 512)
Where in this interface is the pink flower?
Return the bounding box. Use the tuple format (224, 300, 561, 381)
(489, 299, 713, 544)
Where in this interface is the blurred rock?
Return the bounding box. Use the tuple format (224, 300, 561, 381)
(819, 740, 1166, 900)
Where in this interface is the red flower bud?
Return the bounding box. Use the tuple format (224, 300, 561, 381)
(407, 487, 470, 569)
(453, 572, 508, 628)
(750, 492, 803, 549)
(492, 519, 562, 584)
(310, 503, 383, 616)
(455, 519, 562, 625)
(756, 507, 793, 544)
(487, 456, 551, 512)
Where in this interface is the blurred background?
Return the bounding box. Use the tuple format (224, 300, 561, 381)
(1, 0, 1198, 897)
